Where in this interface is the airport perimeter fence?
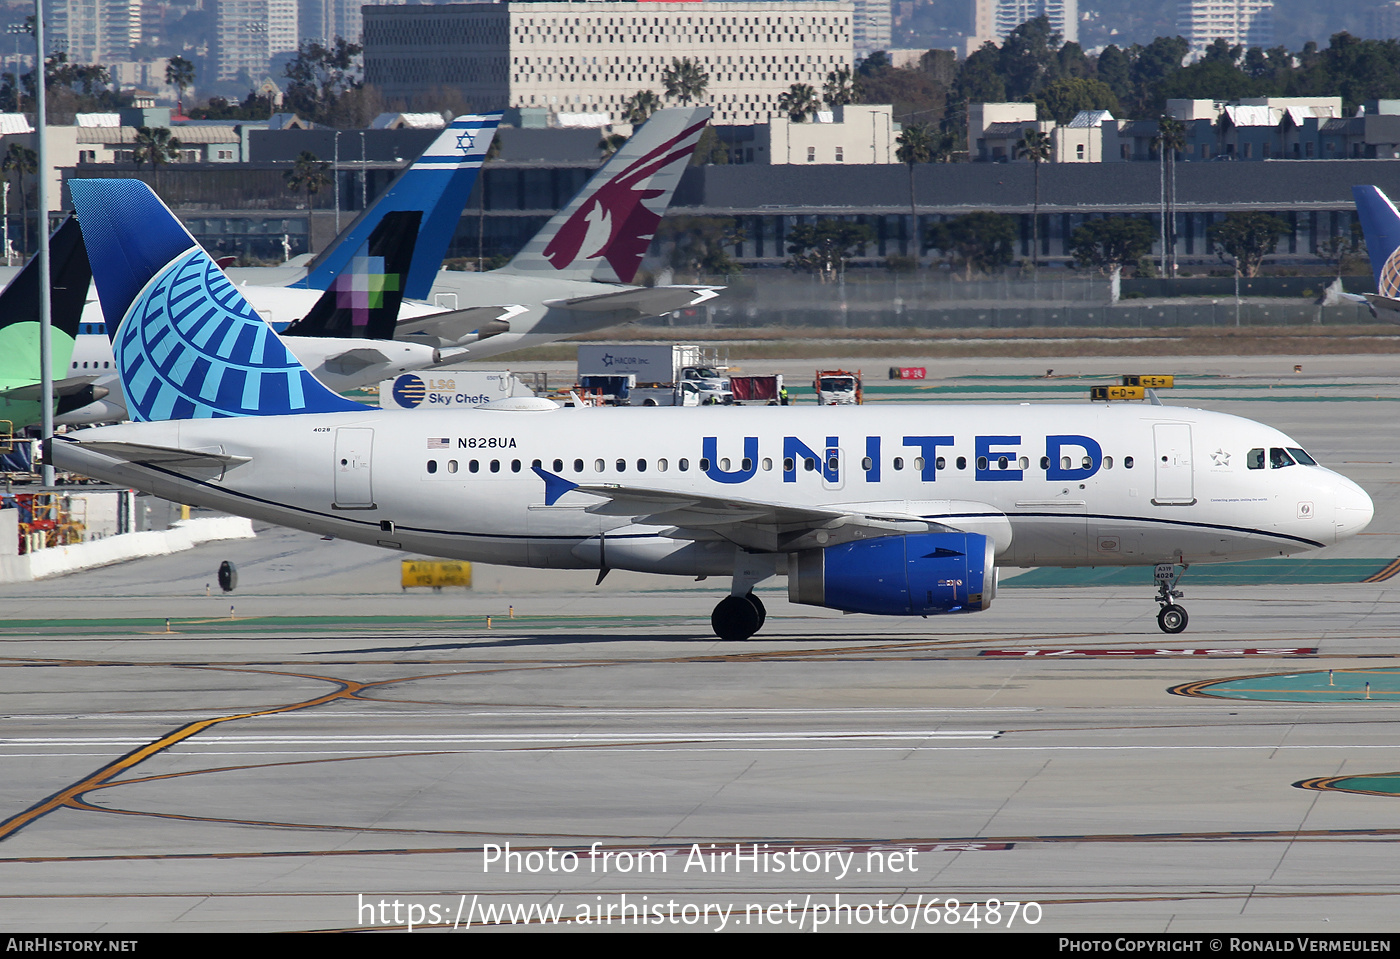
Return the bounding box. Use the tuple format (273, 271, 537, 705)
(644, 273, 1375, 329)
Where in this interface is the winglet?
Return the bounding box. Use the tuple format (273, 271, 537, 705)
(531, 464, 579, 506)
(69, 179, 369, 421)
(1353, 185, 1400, 294)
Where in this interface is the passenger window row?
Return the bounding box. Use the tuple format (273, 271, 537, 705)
(424, 453, 1138, 475)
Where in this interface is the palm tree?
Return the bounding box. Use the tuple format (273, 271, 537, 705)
(1154, 117, 1186, 277)
(777, 83, 820, 122)
(132, 127, 181, 170)
(165, 56, 195, 116)
(896, 123, 933, 265)
(284, 151, 332, 253)
(623, 90, 662, 125)
(823, 65, 857, 107)
(661, 58, 708, 106)
(1017, 128, 1052, 268)
(1, 142, 35, 256)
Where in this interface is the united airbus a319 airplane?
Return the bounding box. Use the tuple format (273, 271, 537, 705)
(54, 181, 1374, 638)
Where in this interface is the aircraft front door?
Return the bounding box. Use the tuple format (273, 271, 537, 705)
(333, 428, 375, 509)
(1152, 423, 1195, 505)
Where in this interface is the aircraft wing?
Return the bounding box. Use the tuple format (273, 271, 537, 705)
(1363, 292, 1400, 319)
(69, 440, 251, 469)
(544, 285, 722, 319)
(534, 467, 949, 552)
(396, 305, 525, 345)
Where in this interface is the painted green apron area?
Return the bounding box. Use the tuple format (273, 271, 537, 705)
(1006, 557, 1394, 588)
(1297, 773, 1400, 797)
(1176, 667, 1400, 703)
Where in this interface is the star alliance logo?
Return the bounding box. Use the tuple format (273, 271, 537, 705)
(1210, 448, 1230, 467)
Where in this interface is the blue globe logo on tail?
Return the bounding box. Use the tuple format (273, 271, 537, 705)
(116, 248, 363, 421)
(392, 374, 427, 408)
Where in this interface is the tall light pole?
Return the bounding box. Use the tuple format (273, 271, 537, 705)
(32, 0, 51, 485)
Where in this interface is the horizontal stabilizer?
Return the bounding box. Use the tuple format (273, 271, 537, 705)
(0, 375, 102, 401)
(73, 439, 251, 469)
(545, 285, 722, 319)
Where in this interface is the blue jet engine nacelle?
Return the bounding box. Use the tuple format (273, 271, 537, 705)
(787, 532, 996, 616)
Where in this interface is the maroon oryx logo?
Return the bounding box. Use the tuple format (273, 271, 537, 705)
(542, 118, 707, 282)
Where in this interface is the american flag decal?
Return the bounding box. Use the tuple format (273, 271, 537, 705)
(427, 438, 449, 449)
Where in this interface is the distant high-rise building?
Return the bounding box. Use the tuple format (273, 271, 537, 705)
(46, 0, 142, 64)
(216, 0, 298, 84)
(1178, 1, 1273, 60)
(299, 0, 375, 46)
(992, 0, 1078, 45)
(853, 0, 892, 55)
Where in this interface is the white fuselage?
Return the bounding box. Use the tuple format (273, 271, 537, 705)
(51, 404, 1373, 578)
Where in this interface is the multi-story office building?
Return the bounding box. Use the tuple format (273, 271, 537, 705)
(363, 1, 854, 125)
(1177, 0, 1273, 61)
(46, 0, 142, 64)
(215, 0, 299, 84)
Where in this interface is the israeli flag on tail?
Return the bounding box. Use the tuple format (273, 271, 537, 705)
(295, 112, 502, 300)
(69, 178, 369, 422)
(1352, 186, 1400, 296)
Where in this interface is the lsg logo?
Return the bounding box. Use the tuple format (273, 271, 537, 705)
(1298, 501, 1314, 519)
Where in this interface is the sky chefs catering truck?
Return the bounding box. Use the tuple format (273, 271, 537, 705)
(578, 344, 730, 406)
(380, 371, 538, 409)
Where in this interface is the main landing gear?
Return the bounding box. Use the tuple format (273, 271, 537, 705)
(1154, 563, 1188, 634)
(711, 550, 776, 641)
(711, 592, 766, 642)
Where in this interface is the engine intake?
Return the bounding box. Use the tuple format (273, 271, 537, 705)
(788, 532, 995, 615)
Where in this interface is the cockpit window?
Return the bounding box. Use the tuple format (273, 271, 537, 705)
(1247, 448, 1265, 470)
(1270, 447, 1295, 469)
(1287, 447, 1317, 466)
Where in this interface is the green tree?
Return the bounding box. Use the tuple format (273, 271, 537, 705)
(777, 83, 820, 122)
(823, 65, 857, 107)
(1034, 77, 1121, 124)
(132, 126, 181, 170)
(786, 219, 874, 283)
(1209, 212, 1290, 278)
(284, 37, 362, 125)
(657, 215, 745, 278)
(662, 58, 708, 105)
(1154, 116, 1186, 277)
(926, 212, 1016, 280)
(1017, 128, 1052, 268)
(999, 16, 1062, 100)
(284, 151, 333, 253)
(1, 142, 34, 255)
(896, 123, 935, 264)
(165, 55, 195, 114)
(623, 90, 662, 125)
(1069, 217, 1156, 273)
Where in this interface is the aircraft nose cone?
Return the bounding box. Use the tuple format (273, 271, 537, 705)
(1335, 478, 1374, 542)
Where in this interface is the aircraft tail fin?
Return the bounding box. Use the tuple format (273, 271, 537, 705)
(282, 209, 421, 340)
(0, 216, 91, 342)
(69, 179, 368, 421)
(1353, 185, 1400, 294)
(496, 107, 711, 285)
(298, 113, 502, 300)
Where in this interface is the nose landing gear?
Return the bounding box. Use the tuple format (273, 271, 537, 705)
(1154, 563, 1188, 634)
